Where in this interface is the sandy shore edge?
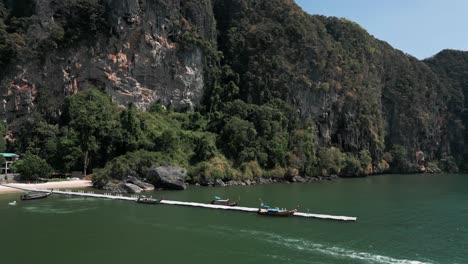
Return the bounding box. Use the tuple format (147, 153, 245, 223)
(0, 180, 92, 194)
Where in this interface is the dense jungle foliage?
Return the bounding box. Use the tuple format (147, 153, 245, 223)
(7, 87, 376, 183)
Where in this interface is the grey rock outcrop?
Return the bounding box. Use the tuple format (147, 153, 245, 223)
(126, 176, 155, 191)
(257, 178, 273, 184)
(291, 176, 306, 183)
(214, 179, 226, 187)
(226, 180, 240, 186)
(199, 178, 214, 186)
(147, 166, 187, 190)
(102, 183, 127, 193)
(119, 183, 144, 193)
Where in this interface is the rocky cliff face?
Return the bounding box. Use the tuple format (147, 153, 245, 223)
(1, 0, 467, 168)
(212, 0, 459, 164)
(425, 50, 468, 167)
(1, 0, 215, 124)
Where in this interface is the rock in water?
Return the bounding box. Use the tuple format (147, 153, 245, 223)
(199, 178, 214, 186)
(120, 183, 144, 193)
(226, 180, 240, 186)
(126, 176, 155, 191)
(214, 179, 226, 187)
(147, 166, 187, 190)
(292, 176, 306, 183)
(258, 178, 273, 184)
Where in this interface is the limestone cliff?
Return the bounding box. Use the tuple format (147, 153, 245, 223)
(212, 0, 459, 166)
(1, 0, 215, 124)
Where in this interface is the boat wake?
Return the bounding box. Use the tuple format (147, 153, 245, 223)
(211, 226, 433, 264)
(22, 205, 96, 214)
(249, 230, 432, 264)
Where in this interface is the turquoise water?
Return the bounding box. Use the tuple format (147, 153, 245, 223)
(0, 174, 467, 264)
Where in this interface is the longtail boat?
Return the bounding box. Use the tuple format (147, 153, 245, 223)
(257, 201, 297, 217)
(136, 196, 161, 204)
(210, 196, 240, 206)
(20, 192, 51, 201)
(257, 208, 296, 217)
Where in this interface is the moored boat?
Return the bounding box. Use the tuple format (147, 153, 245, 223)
(257, 201, 297, 217)
(136, 196, 161, 204)
(20, 192, 51, 201)
(257, 208, 296, 217)
(210, 196, 240, 206)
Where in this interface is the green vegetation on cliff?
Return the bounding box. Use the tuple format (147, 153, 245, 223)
(0, 2, 26, 69)
(11, 88, 378, 184)
(211, 0, 465, 173)
(425, 50, 468, 170)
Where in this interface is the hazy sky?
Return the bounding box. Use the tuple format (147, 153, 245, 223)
(295, 0, 468, 59)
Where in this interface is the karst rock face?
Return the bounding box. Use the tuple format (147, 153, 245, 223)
(1, 0, 468, 166)
(211, 0, 462, 162)
(1, 0, 216, 124)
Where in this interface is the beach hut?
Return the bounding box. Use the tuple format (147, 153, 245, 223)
(1, 153, 20, 178)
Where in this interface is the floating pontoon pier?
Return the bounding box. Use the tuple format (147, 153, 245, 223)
(1, 183, 357, 221)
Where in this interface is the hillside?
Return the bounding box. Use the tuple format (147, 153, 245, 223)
(425, 49, 468, 169)
(0, 0, 467, 183)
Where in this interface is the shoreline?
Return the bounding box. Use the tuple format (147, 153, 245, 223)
(0, 172, 442, 195)
(0, 180, 92, 194)
(193, 175, 340, 187)
(0, 175, 339, 195)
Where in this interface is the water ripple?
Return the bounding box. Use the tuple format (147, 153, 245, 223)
(244, 229, 433, 264)
(210, 226, 433, 264)
(22, 205, 96, 214)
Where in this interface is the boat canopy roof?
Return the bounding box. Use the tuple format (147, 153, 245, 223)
(0, 153, 19, 158)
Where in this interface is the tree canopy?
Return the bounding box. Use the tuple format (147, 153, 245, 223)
(13, 153, 52, 181)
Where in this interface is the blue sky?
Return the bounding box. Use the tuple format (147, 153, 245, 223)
(295, 0, 468, 59)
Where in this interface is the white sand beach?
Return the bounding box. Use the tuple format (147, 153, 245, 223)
(0, 180, 92, 194)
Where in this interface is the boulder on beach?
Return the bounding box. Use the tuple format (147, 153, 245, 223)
(119, 183, 144, 193)
(199, 178, 214, 186)
(257, 178, 273, 184)
(292, 176, 306, 183)
(226, 180, 240, 186)
(214, 179, 226, 187)
(126, 176, 155, 191)
(147, 166, 187, 190)
(303, 176, 317, 182)
(103, 183, 127, 193)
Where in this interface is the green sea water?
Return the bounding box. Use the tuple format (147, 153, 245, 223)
(1, 174, 467, 264)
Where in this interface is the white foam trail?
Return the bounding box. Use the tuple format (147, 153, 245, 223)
(240, 230, 433, 264)
(23, 205, 95, 214)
